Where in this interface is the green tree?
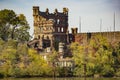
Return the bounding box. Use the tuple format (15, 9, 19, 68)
(70, 34, 118, 77)
(113, 42, 120, 77)
(0, 40, 17, 77)
(70, 42, 85, 77)
(47, 50, 58, 77)
(0, 9, 30, 41)
(27, 49, 52, 77)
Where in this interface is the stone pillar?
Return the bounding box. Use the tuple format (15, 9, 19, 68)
(50, 35, 54, 49)
(66, 30, 69, 44)
(39, 36, 43, 49)
(59, 42, 64, 59)
(59, 42, 64, 53)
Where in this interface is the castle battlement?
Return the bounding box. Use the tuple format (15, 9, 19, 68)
(33, 6, 68, 16)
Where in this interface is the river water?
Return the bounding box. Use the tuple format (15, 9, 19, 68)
(0, 77, 120, 80)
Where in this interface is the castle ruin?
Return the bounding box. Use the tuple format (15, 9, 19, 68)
(32, 6, 69, 50)
(28, 6, 120, 70)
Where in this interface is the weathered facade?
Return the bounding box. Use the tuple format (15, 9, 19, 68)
(27, 6, 74, 71)
(30, 6, 120, 51)
(33, 6, 69, 50)
(28, 6, 120, 57)
(28, 6, 120, 72)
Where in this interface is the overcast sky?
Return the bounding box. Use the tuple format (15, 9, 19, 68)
(0, 0, 120, 35)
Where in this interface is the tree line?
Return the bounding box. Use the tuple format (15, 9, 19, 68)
(0, 9, 71, 78)
(0, 39, 72, 78)
(0, 9, 120, 78)
(71, 35, 120, 77)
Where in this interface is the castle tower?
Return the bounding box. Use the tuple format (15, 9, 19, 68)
(71, 28, 78, 35)
(33, 6, 69, 50)
(33, 6, 39, 38)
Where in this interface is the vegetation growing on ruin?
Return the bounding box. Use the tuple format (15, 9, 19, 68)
(0, 9, 120, 78)
(71, 35, 120, 77)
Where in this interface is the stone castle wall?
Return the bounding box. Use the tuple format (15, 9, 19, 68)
(33, 6, 69, 49)
(74, 31, 120, 45)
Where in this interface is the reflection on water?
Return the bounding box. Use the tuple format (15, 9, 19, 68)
(0, 77, 120, 80)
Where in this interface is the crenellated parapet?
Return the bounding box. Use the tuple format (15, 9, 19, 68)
(33, 6, 39, 16)
(33, 6, 68, 17)
(63, 7, 69, 15)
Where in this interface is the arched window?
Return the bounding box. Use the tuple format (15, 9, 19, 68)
(57, 19, 60, 24)
(58, 27, 60, 32)
(38, 35, 40, 39)
(61, 27, 63, 32)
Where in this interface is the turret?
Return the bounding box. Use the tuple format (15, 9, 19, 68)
(54, 8, 58, 15)
(33, 6, 39, 16)
(46, 8, 49, 15)
(71, 28, 78, 35)
(63, 7, 68, 15)
(33, 6, 39, 39)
